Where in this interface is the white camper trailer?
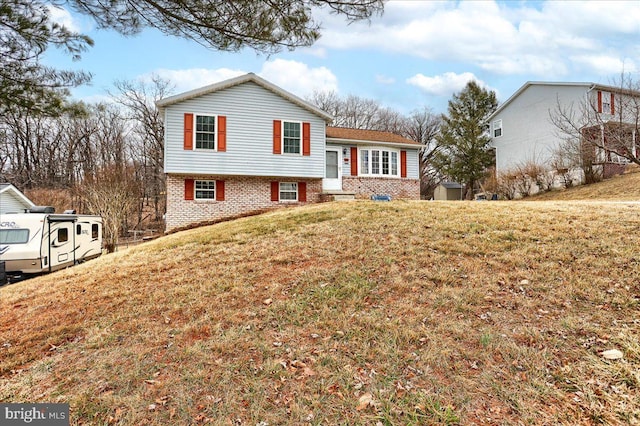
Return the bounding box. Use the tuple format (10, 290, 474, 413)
(0, 206, 102, 282)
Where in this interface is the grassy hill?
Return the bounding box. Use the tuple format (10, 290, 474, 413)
(531, 165, 640, 201)
(1, 199, 639, 425)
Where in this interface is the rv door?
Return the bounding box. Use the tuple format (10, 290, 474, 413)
(47, 220, 74, 272)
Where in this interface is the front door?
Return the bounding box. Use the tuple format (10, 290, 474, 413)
(323, 148, 342, 191)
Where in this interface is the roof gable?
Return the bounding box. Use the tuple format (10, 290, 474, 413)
(0, 183, 35, 208)
(489, 81, 594, 120)
(326, 126, 421, 147)
(490, 81, 640, 121)
(156, 73, 333, 122)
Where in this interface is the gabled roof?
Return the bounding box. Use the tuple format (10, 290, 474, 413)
(326, 126, 421, 148)
(489, 81, 593, 120)
(0, 183, 35, 207)
(156, 73, 334, 122)
(489, 81, 640, 121)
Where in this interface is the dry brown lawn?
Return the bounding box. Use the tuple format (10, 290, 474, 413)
(1, 197, 639, 425)
(531, 165, 640, 201)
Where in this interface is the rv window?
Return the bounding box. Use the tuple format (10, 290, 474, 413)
(0, 229, 29, 244)
(92, 224, 99, 239)
(58, 228, 68, 243)
(76, 224, 82, 235)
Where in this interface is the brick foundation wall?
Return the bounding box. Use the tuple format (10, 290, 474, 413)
(342, 177, 420, 200)
(166, 175, 323, 232)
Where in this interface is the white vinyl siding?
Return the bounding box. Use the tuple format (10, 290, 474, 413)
(164, 82, 325, 178)
(490, 84, 590, 173)
(0, 190, 33, 214)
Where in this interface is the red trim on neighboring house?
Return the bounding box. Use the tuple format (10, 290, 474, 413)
(400, 150, 407, 178)
(597, 91, 603, 113)
(271, 181, 279, 201)
(273, 120, 282, 154)
(217, 116, 226, 152)
(611, 93, 615, 115)
(184, 113, 194, 150)
(302, 122, 311, 156)
(298, 182, 307, 202)
(350, 147, 358, 176)
(184, 179, 194, 200)
(216, 180, 225, 201)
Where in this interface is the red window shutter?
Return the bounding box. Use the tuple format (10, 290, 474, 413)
(184, 179, 194, 200)
(302, 122, 311, 156)
(184, 113, 194, 150)
(217, 115, 226, 152)
(273, 120, 282, 154)
(216, 180, 225, 201)
(271, 181, 279, 201)
(610, 93, 615, 115)
(400, 150, 407, 178)
(597, 91, 602, 113)
(350, 147, 358, 176)
(298, 182, 307, 202)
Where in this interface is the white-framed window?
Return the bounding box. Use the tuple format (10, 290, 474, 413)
(493, 119, 503, 138)
(283, 121, 301, 154)
(359, 148, 400, 177)
(195, 180, 216, 200)
(279, 182, 298, 201)
(195, 115, 217, 150)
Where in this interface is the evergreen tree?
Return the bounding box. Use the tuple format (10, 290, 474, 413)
(433, 81, 498, 199)
(0, 0, 383, 116)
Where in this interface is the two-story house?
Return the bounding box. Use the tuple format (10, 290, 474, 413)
(489, 81, 639, 179)
(157, 73, 421, 231)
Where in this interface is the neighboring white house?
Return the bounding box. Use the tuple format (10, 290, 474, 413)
(0, 183, 34, 214)
(157, 73, 421, 232)
(489, 81, 639, 177)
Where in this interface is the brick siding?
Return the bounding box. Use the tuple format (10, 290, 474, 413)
(166, 175, 322, 232)
(342, 177, 420, 200)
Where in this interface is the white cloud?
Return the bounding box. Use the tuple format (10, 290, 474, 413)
(146, 68, 246, 94)
(570, 55, 638, 76)
(407, 72, 493, 97)
(258, 59, 338, 97)
(314, 0, 640, 78)
(143, 60, 337, 99)
(47, 5, 83, 33)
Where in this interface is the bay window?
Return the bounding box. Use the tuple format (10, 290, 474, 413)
(359, 148, 400, 177)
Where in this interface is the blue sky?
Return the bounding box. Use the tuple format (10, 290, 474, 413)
(43, 0, 640, 114)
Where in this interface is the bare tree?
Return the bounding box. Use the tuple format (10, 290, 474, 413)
(550, 75, 640, 182)
(78, 165, 141, 253)
(307, 91, 390, 130)
(403, 107, 441, 198)
(111, 76, 173, 224)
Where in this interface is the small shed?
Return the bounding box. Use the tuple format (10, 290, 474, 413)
(434, 182, 464, 201)
(0, 183, 35, 214)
